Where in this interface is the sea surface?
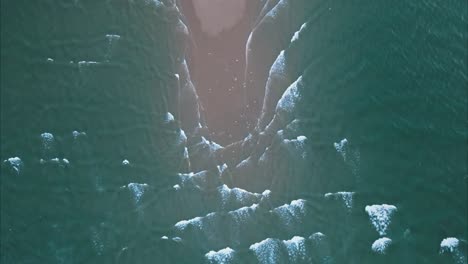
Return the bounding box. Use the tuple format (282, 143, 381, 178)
(1, 0, 467, 263)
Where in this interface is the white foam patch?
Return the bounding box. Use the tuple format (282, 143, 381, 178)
(440, 237, 459, 253)
(227, 203, 259, 244)
(236, 157, 251, 170)
(178, 172, 196, 184)
(282, 135, 308, 159)
(265, 0, 287, 19)
(218, 163, 228, 174)
(218, 184, 262, 209)
(192, 0, 247, 36)
(365, 204, 397, 236)
(334, 138, 360, 175)
(78, 61, 99, 67)
(178, 171, 213, 189)
(277, 76, 302, 114)
(309, 232, 326, 241)
(172, 237, 182, 243)
(176, 129, 187, 147)
(164, 112, 175, 123)
(72, 130, 87, 139)
(296, 135, 307, 142)
(105, 34, 121, 42)
(371, 237, 392, 254)
(183, 147, 189, 160)
(127, 183, 148, 204)
(174, 214, 206, 231)
(273, 199, 307, 228)
(41, 132, 55, 150)
(249, 238, 283, 264)
(228, 204, 258, 223)
(4, 157, 23, 174)
(291, 22, 308, 43)
(39, 157, 69, 167)
(262, 189, 271, 197)
(334, 138, 348, 159)
(259, 148, 270, 164)
(205, 247, 235, 263)
(200, 137, 223, 153)
(283, 236, 307, 262)
(324, 191, 355, 210)
(269, 50, 286, 77)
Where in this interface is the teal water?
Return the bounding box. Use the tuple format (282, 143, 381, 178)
(1, 0, 467, 263)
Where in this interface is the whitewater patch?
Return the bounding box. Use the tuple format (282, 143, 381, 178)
(365, 204, 397, 236)
(4, 157, 23, 174)
(291, 22, 308, 43)
(205, 247, 236, 263)
(371, 237, 392, 254)
(272, 199, 307, 229)
(127, 183, 148, 204)
(325, 191, 354, 211)
(250, 238, 284, 264)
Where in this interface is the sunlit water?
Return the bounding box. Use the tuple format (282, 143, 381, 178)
(1, 1, 467, 263)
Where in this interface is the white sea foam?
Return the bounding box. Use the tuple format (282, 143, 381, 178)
(262, 190, 271, 197)
(218, 184, 262, 209)
(291, 22, 308, 43)
(269, 50, 286, 77)
(183, 147, 189, 160)
(283, 236, 307, 262)
(78, 61, 99, 67)
(41, 132, 55, 150)
(178, 171, 213, 189)
(177, 129, 187, 146)
(200, 137, 223, 153)
(218, 163, 228, 174)
(105, 34, 121, 41)
(371, 237, 392, 254)
(309, 232, 326, 241)
(164, 112, 175, 123)
(277, 76, 302, 114)
(250, 238, 283, 264)
(4, 157, 23, 174)
(174, 215, 204, 231)
(273, 199, 307, 228)
(365, 204, 397, 236)
(205, 247, 235, 263)
(334, 138, 348, 159)
(127, 183, 148, 204)
(334, 138, 360, 175)
(440, 237, 459, 253)
(72, 130, 87, 139)
(324, 191, 355, 210)
(282, 135, 308, 159)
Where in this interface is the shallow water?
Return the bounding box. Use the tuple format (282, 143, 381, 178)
(1, 0, 467, 263)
